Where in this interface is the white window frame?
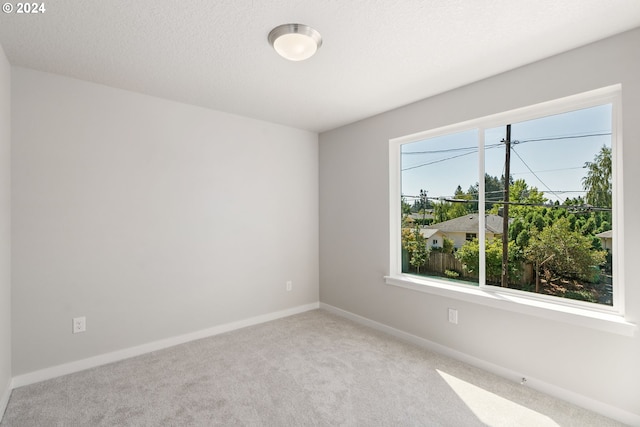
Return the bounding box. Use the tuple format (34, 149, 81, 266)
(386, 85, 636, 336)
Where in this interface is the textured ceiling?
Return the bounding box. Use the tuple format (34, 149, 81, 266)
(1, 0, 639, 132)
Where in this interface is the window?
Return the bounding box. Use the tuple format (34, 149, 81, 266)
(390, 86, 622, 315)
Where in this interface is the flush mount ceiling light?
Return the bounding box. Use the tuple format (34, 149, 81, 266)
(268, 23, 322, 61)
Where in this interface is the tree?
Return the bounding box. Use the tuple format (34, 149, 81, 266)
(401, 197, 412, 216)
(432, 200, 452, 223)
(448, 185, 472, 219)
(455, 238, 521, 285)
(464, 173, 503, 212)
(580, 216, 597, 235)
(402, 227, 429, 274)
(487, 178, 548, 222)
(482, 173, 504, 210)
(442, 236, 454, 254)
(515, 229, 531, 248)
(582, 145, 612, 208)
(431, 236, 455, 254)
(508, 218, 525, 242)
(525, 217, 606, 283)
(509, 179, 536, 203)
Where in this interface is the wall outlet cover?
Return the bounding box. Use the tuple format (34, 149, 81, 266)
(72, 316, 86, 334)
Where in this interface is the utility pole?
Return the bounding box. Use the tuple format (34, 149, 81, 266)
(501, 124, 511, 287)
(420, 189, 428, 226)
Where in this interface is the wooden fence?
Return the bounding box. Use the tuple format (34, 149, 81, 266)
(419, 252, 534, 286)
(424, 253, 470, 278)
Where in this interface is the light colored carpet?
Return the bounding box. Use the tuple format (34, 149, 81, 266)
(1, 309, 625, 426)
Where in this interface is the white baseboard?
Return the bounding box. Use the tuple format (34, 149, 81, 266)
(12, 302, 319, 389)
(0, 378, 11, 422)
(319, 302, 640, 426)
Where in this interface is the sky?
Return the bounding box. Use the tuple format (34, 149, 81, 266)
(401, 104, 612, 207)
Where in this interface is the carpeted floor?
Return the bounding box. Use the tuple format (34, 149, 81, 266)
(0, 309, 625, 426)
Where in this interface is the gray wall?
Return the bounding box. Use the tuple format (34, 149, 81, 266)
(319, 28, 640, 417)
(0, 44, 11, 409)
(11, 68, 319, 375)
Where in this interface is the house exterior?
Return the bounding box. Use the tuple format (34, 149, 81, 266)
(595, 230, 613, 251)
(423, 214, 506, 249)
(419, 228, 444, 248)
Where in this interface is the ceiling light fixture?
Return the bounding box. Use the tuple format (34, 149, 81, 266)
(268, 23, 322, 61)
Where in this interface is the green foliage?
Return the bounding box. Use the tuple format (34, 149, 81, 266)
(485, 174, 505, 209)
(581, 216, 597, 235)
(401, 197, 412, 216)
(591, 236, 602, 251)
(432, 236, 454, 254)
(416, 164, 613, 297)
(444, 269, 459, 278)
(508, 218, 524, 241)
(455, 238, 521, 285)
(442, 237, 454, 254)
(531, 213, 545, 231)
(597, 220, 610, 234)
(483, 239, 505, 283)
(525, 217, 606, 282)
(432, 201, 452, 223)
(402, 227, 429, 274)
(515, 229, 531, 248)
(413, 217, 433, 226)
(507, 179, 547, 218)
(582, 145, 612, 209)
(567, 213, 577, 231)
(447, 185, 472, 219)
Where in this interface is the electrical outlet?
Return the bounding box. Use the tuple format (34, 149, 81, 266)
(286, 281, 292, 292)
(72, 316, 86, 334)
(448, 308, 458, 324)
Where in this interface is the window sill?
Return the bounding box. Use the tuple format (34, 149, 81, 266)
(384, 275, 636, 337)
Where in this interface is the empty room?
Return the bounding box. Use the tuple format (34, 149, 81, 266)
(1, 1, 639, 425)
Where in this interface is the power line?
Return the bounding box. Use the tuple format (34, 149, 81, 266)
(511, 166, 585, 175)
(401, 143, 508, 171)
(402, 131, 612, 208)
(401, 132, 609, 171)
(402, 146, 475, 155)
(402, 143, 502, 155)
(401, 151, 477, 171)
(517, 132, 611, 144)
(404, 132, 611, 158)
(511, 146, 562, 201)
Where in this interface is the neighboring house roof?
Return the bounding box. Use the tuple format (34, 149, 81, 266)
(419, 229, 440, 239)
(425, 214, 506, 234)
(595, 230, 613, 239)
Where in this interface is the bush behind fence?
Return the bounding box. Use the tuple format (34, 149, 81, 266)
(424, 252, 533, 285)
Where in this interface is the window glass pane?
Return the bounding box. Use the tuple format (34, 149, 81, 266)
(484, 105, 613, 305)
(401, 130, 479, 285)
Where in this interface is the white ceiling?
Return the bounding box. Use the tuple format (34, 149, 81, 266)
(1, 1, 639, 133)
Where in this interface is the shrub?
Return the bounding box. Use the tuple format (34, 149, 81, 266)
(444, 269, 459, 278)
